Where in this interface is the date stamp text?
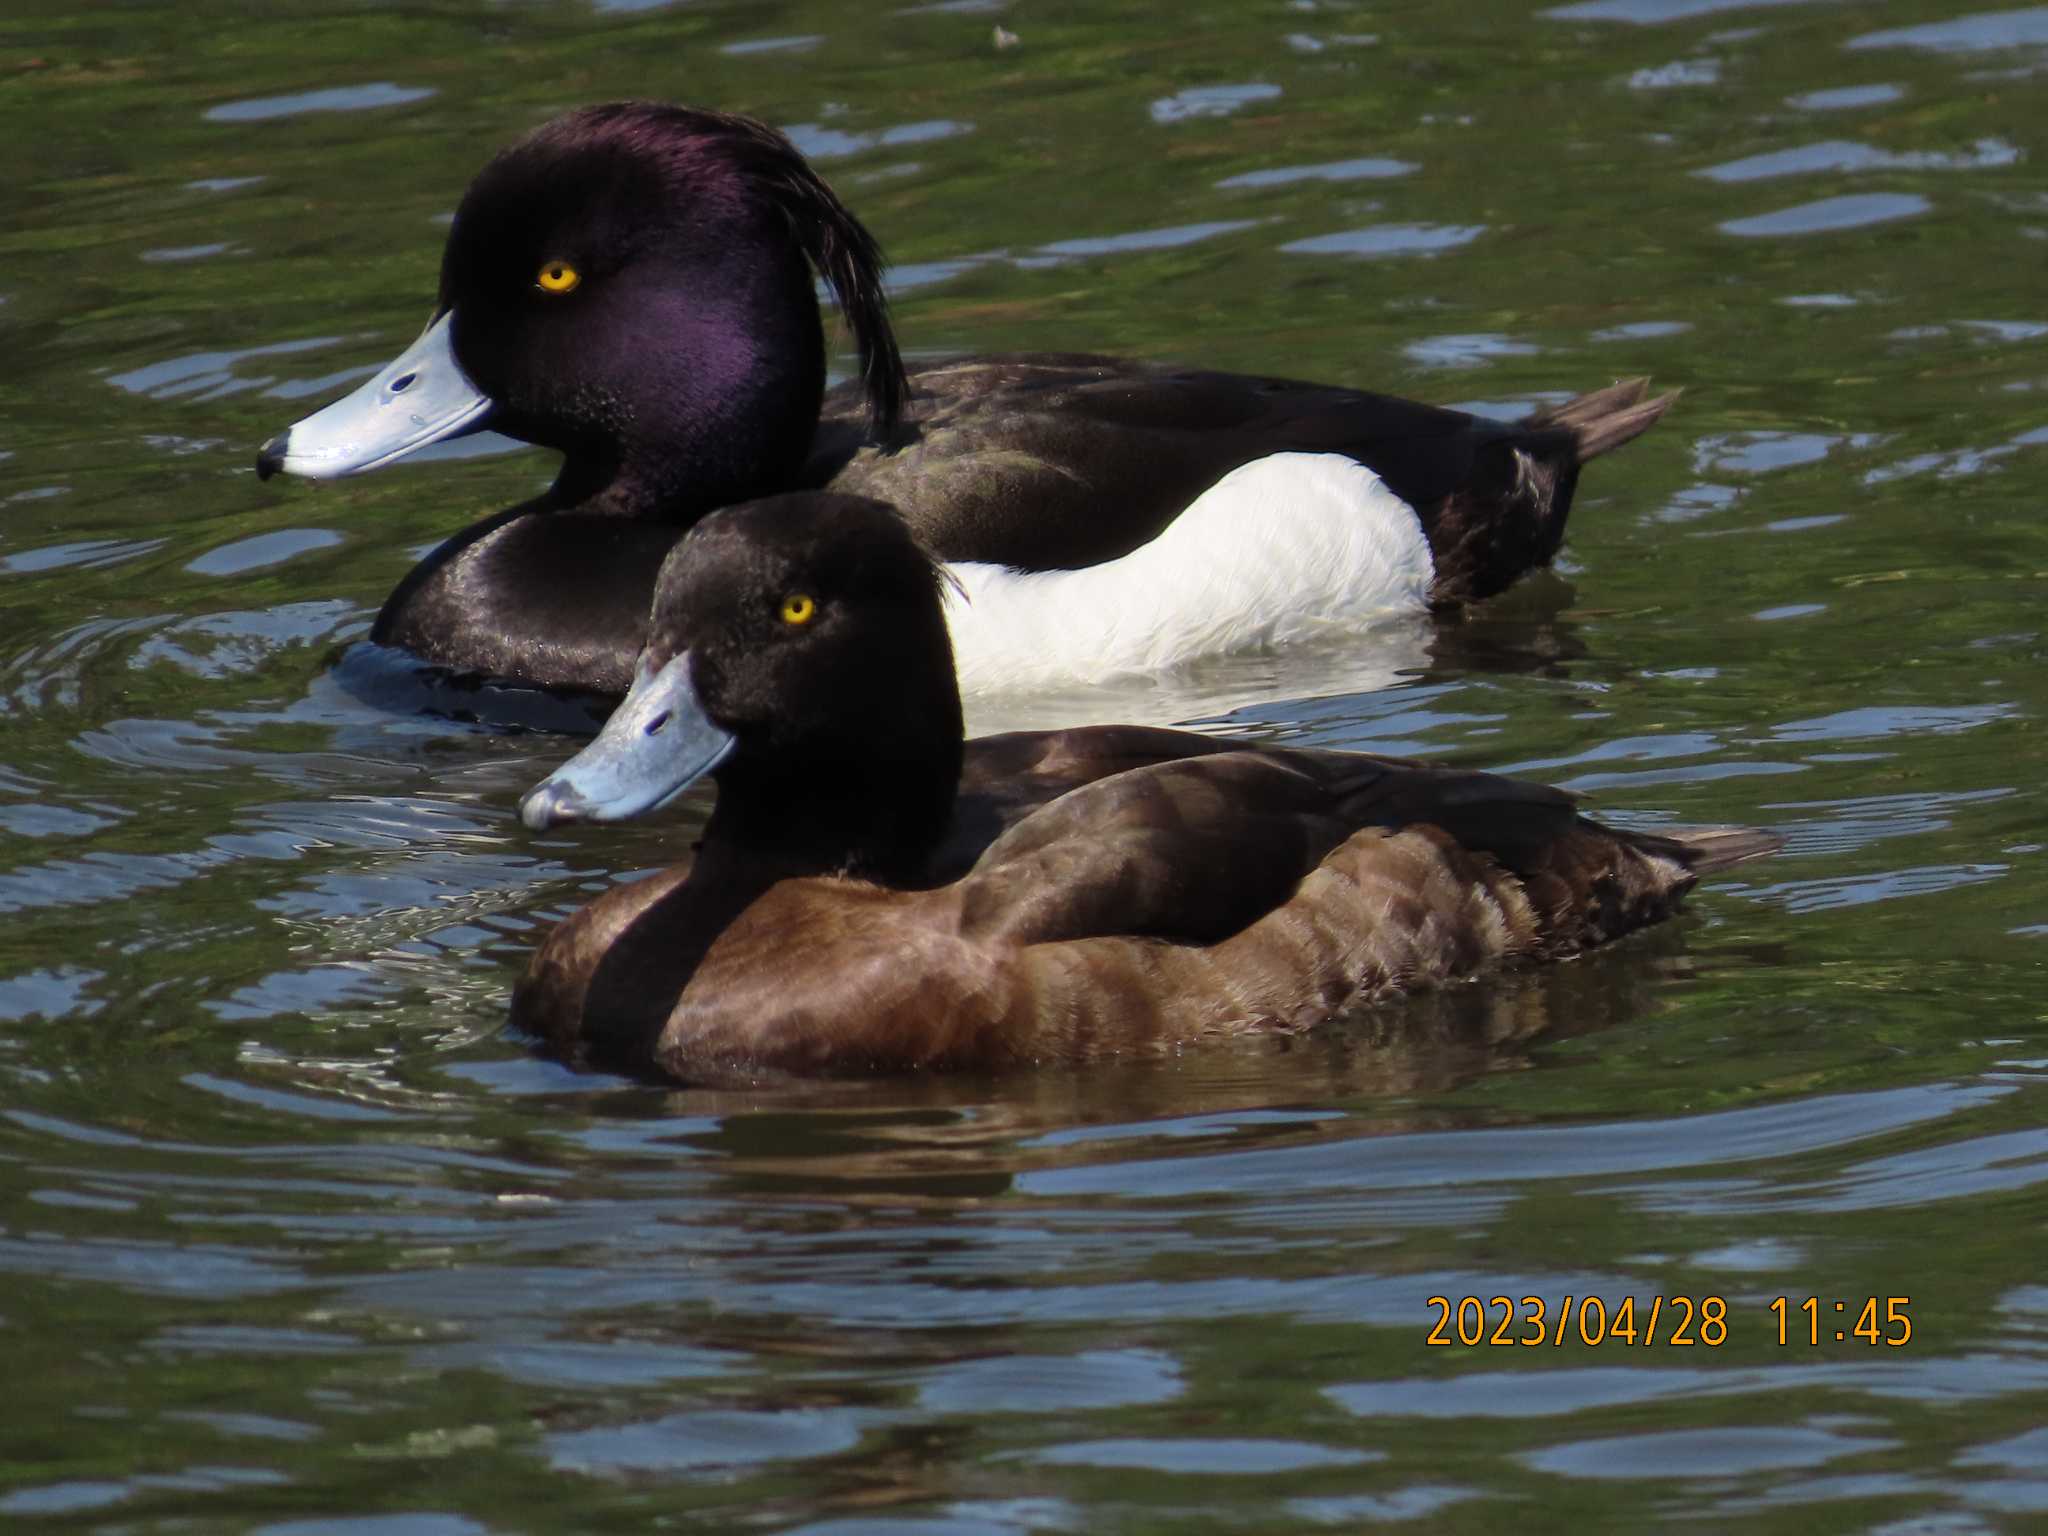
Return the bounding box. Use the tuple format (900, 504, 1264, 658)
(1424, 1294, 1911, 1348)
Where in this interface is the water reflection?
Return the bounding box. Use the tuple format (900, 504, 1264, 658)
(782, 119, 973, 160)
(1217, 157, 1415, 189)
(1700, 138, 2019, 182)
(203, 83, 436, 123)
(1719, 192, 1931, 237)
(1401, 331, 1537, 367)
(1520, 1426, 1894, 1481)
(1546, 0, 1830, 21)
(1846, 8, 2048, 55)
(1033, 220, 1260, 259)
(1284, 223, 1487, 259)
(184, 528, 343, 577)
(720, 35, 824, 56)
(1149, 83, 1282, 124)
(1627, 58, 1721, 89)
(5, 0, 2048, 1528)
(106, 336, 348, 402)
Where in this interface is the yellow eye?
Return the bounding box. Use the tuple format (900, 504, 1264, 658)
(535, 260, 581, 294)
(779, 593, 817, 627)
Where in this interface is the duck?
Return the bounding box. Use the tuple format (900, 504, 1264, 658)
(256, 101, 1677, 703)
(510, 492, 1774, 1084)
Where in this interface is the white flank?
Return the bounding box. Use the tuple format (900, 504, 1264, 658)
(942, 452, 1433, 694)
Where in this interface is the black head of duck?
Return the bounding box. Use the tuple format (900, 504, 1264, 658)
(257, 102, 1678, 702)
(511, 493, 1773, 1085)
(261, 103, 901, 519)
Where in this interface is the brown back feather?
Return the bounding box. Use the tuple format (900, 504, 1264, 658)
(515, 730, 1776, 1081)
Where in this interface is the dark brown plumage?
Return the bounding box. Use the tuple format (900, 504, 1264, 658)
(511, 494, 1774, 1085)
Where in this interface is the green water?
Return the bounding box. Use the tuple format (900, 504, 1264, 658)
(2, 0, 2047, 1530)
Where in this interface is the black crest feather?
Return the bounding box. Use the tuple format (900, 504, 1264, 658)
(724, 115, 908, 441)
(553, 103, 908, 440)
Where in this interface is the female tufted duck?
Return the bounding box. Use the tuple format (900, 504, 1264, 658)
(510, 493, 1773, 1084)
(258, 102, 1676, 702)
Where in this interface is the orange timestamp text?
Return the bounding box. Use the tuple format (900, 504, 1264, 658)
(1424, 1294, 1914, 1347)
(1770, 1295, 1911, 1346)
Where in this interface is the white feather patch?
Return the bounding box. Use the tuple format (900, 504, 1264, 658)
(943, 452, 1434, 693)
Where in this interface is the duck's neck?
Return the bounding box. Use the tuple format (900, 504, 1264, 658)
(701, 733, 963, 889)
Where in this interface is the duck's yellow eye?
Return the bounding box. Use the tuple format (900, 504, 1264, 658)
(535, 260, 581, 295)
(779, 593, 817, 627)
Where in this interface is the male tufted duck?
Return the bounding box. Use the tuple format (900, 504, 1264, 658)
(258, 102, 1676, 702)
(510, 493, 1773, 1084)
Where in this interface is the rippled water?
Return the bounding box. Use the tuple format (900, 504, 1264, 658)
(3, 0, 2046, 1529)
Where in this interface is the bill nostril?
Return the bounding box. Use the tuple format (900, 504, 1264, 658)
(389, 371, 418, 394)
(644, 711, 672, 736)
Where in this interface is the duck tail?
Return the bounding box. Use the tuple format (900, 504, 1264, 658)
(1528, 378, 1681, 464)
(1647, 823, 1784, 872)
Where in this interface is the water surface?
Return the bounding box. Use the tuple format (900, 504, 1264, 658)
(1, 0, 2045, 1530)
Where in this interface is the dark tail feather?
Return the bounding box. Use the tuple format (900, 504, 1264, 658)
(1529, 378, 1681, 464)
(1651, 824, 1784, 872)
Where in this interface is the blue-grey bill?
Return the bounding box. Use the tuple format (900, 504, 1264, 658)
(261, 311, 493, 479)
(519, 653, 737, 832)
